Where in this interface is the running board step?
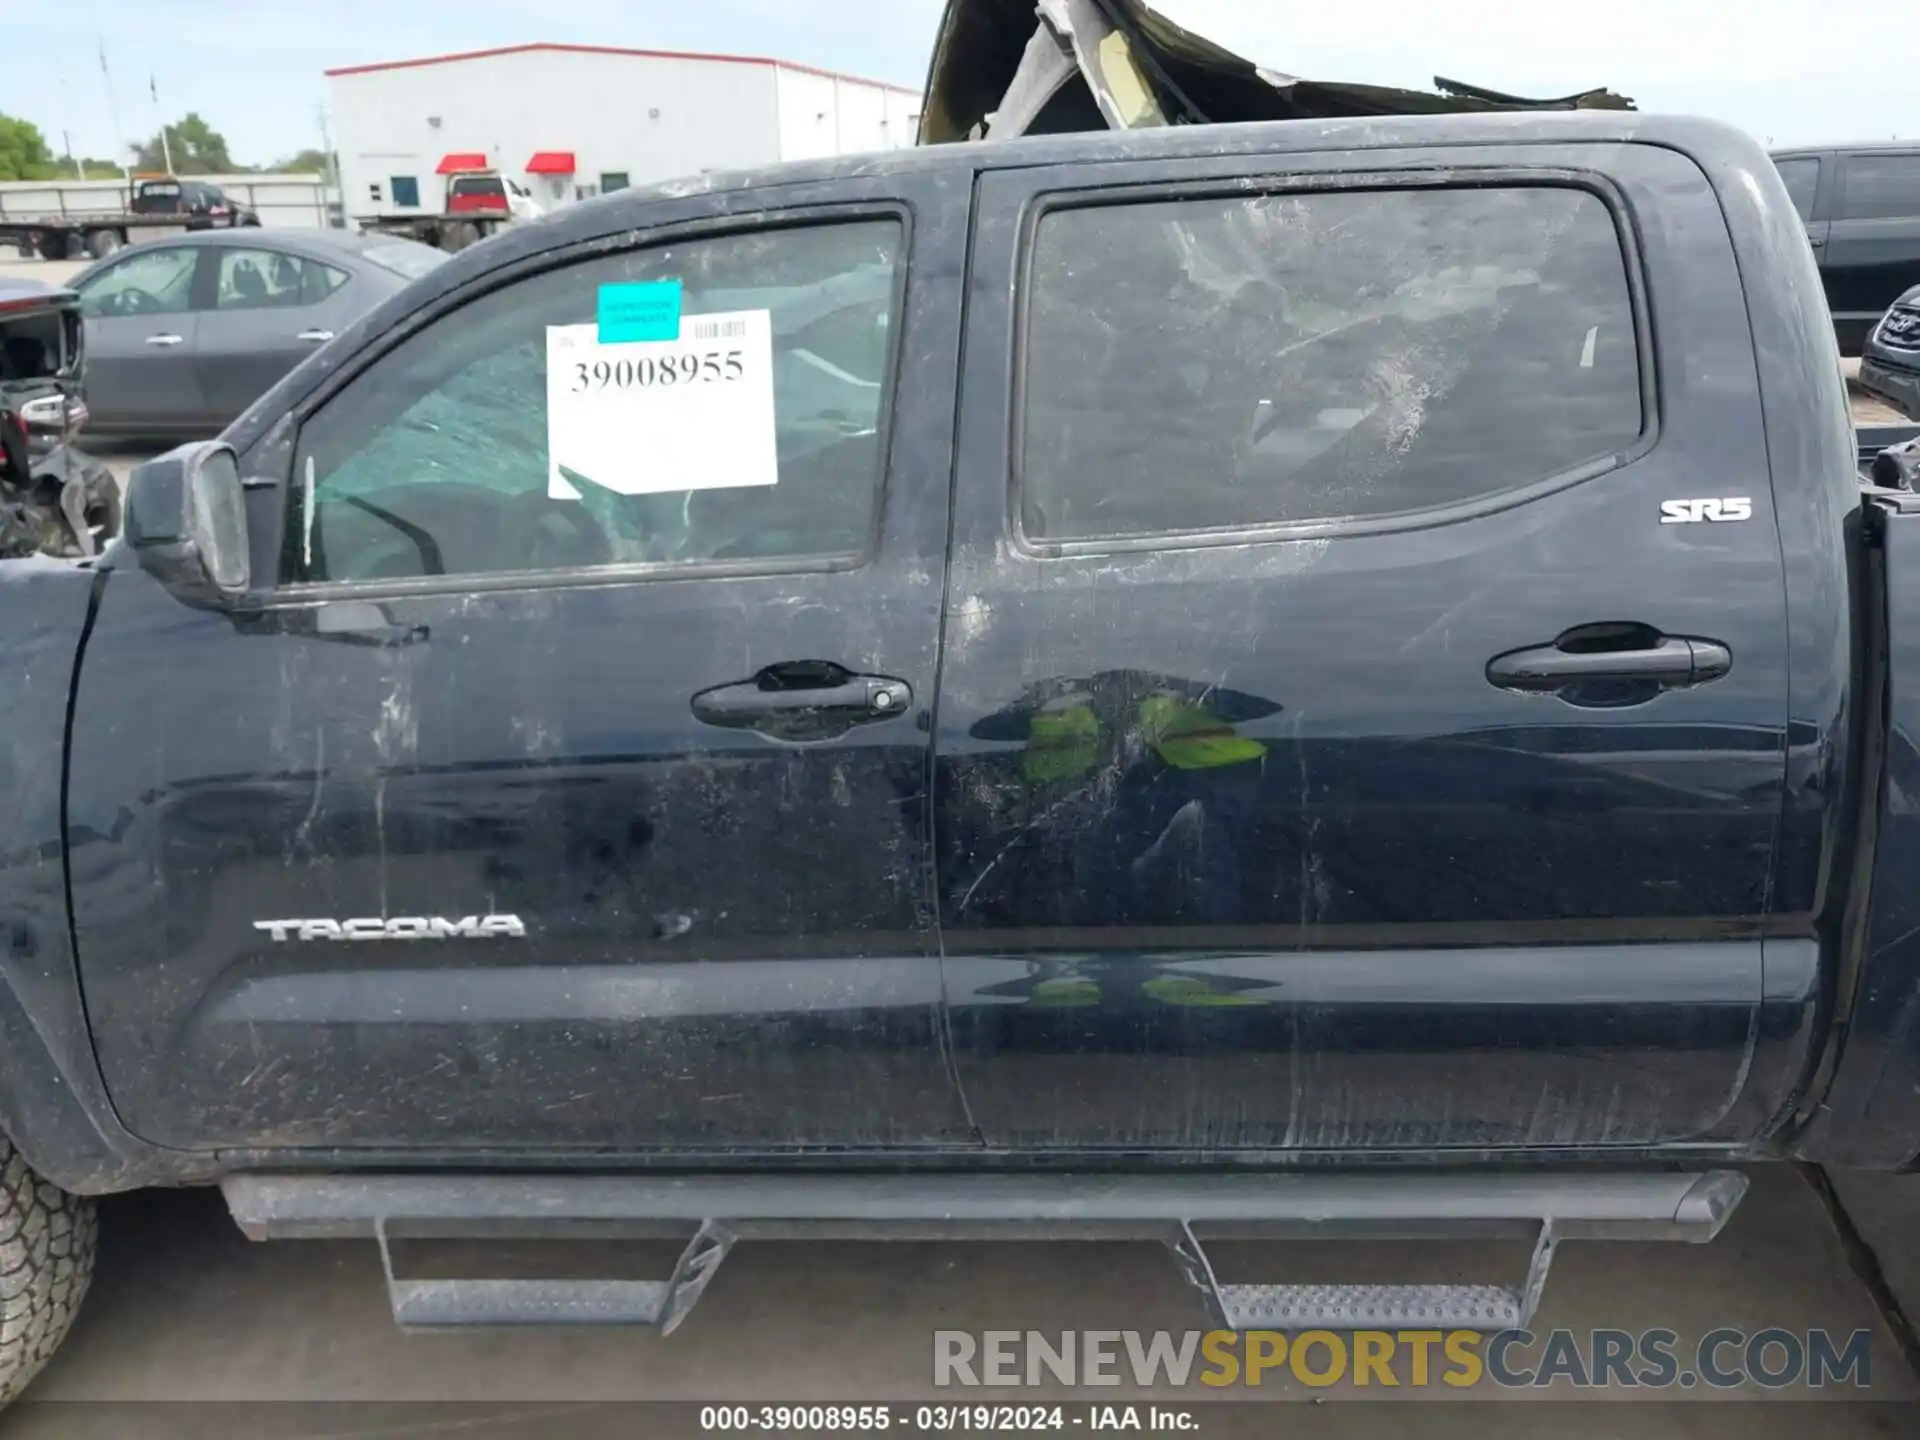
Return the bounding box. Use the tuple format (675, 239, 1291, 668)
(375, 1219, 733, 1333)
(222, 1169, 1746, 1334)
(1169, 1216, 1560, 1331)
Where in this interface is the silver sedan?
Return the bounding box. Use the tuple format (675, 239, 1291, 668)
(68, 229, 446, 441)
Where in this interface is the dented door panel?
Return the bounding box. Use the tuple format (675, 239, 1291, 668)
(935, 143, 1799, 1151)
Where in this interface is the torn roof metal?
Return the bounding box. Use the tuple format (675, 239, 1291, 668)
(917, 0, 1635, 145)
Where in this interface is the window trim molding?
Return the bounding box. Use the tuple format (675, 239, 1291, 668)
(1006, 168, 1660, 559)
(267, 201, 914, 601)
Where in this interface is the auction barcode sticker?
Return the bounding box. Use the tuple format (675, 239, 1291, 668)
(545, 308, 776, 499)
(685, 317, 749, 341)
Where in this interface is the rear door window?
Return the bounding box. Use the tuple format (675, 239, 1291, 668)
(287, 218, 904, 584)
(1838, 153, 1920, 220)
(1772, 157, 1821, 220)
(213, 248, 349, 311)
(1018, 185, 1644, 542)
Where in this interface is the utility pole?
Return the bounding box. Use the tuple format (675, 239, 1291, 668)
(316, 103, 344, 227)
(97, 39, 131, 182)
(56, 61, 83, 178)
(150, 74, 175, 176)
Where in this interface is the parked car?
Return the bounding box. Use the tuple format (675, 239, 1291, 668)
(1770, 143, 1920, 354)
(67, 229, 447, 440)
(1860, 281, 1920, 418)
(4, 108, 1920, 1400)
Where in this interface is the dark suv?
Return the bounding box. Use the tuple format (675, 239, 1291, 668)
(1770, 143, 1920, 353)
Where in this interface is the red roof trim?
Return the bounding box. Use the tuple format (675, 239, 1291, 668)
(325, 42, 920, 96)
(526, 151, 577, 175)
(435, 152, 491, 175)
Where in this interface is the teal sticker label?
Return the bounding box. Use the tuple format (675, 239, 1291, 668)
(598, 280, 682, 344)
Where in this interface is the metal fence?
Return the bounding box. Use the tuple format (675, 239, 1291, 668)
(0, 174, 340, 229)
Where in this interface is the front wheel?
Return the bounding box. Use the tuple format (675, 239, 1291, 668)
(84, 230, 122, 261)
(0, 1140, 96, 1404)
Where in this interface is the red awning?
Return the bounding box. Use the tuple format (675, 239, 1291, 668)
(434, 152, 490, 175)
(525, 151, 577, 175)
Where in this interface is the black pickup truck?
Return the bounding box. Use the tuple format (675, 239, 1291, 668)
(3, 110, 1920, 1398)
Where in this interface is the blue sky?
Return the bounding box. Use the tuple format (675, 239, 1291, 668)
(6, 0, 1919, 168)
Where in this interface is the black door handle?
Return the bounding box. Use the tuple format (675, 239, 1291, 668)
(1488, 624, 1730, 705)
(692, 661, 911, 739)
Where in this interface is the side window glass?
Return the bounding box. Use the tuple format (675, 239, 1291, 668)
(288, 218, 903, 585)
(1839, 154, 1920, 221)
(215, 249, 346, 311)
(75, 247, 198, 319)
(1772, 157, 1820, 221)
(1019, 186, 1644, 541)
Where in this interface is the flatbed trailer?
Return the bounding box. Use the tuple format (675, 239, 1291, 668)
(1, 178, 260, 261)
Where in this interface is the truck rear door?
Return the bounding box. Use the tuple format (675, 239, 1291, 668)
(1824, 150, 1920, 352)
(935, 137, 1795, 1153)
(66, 171, 973, 1152)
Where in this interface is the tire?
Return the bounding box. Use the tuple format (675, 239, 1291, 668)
(84, 230, 123, 261)
(441, 220, 480, 253)
(0, 1139, 95, 1405)
(34, 235, 71, 263)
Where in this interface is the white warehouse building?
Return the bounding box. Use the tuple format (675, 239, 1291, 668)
(324, 42, 922, 221)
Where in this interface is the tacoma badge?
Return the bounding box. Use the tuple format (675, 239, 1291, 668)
(252, 915, 527, 942)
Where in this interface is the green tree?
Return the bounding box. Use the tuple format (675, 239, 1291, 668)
(0, 113, 56, 182)
(272, 147, 332, 176)
(133, 112, 236, 175)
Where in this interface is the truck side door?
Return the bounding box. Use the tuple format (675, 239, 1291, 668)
(1824, 150, 1920, 352)
(936, 140, 1793, 1153)
(66, 173, 973, 1152)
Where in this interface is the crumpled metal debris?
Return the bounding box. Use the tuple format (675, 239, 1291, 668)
(1, 280, 119, 560)
(920, 0, 1635, 144)
(1871, 435, 1920, 490)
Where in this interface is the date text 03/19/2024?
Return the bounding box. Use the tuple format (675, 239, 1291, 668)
(698, 1405, 1195, 1432)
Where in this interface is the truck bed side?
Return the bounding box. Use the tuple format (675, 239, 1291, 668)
(1799, 488, 1920, 1167)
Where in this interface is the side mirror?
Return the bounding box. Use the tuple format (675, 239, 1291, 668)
(124, 441, 250, 604)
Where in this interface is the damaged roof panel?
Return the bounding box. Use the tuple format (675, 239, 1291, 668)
(918, 0, 1634, 145)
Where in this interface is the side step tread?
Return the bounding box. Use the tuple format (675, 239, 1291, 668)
(1220, 1283, 1523, 1330)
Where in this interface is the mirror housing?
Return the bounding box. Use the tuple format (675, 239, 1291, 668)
(124, 441, 250, 605)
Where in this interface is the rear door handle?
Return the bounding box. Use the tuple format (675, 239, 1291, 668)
(692, 661, 911, 740)
(144, 333, 184, 347)
(297, 329, 334, 343)
(1488, 626, 1731, 703)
